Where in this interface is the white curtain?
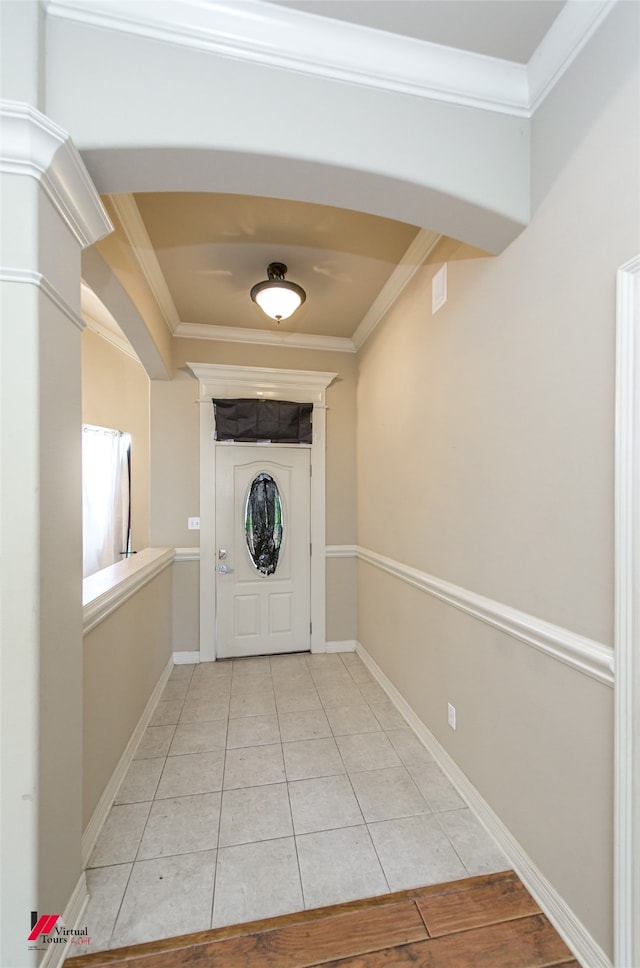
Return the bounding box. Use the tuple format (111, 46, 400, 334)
(82, 425, 131, 578)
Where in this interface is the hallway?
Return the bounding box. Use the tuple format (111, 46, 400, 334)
(76, 652, 508, 955)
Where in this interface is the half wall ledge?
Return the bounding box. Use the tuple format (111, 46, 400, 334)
(82, 547, 174, 634)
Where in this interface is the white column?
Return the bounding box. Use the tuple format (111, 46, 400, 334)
(0, 101, 111, 967)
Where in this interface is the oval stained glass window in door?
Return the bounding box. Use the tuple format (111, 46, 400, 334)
(244, 473, 283, 575)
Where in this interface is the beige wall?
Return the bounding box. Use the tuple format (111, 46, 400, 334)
(81, 328, 151, 552)
(83, 566, 172, 827)
(356, 4, 639, 958)
(150, 339, 358, 647)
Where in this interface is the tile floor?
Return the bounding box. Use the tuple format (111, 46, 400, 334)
(75, 652, 508, 955)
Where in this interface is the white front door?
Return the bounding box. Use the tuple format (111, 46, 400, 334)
(215, 444, 311, 658)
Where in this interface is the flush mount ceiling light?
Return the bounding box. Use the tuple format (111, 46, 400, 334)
(250, 262, 306, 322)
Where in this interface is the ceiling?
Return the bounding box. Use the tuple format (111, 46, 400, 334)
(87, 0, 567, 355)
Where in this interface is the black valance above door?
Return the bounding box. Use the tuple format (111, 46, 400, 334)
(213, 398, 313, 443)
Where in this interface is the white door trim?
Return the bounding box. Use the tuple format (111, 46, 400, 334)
(188, 363, 336, 660)
(614, 254, 640, 968)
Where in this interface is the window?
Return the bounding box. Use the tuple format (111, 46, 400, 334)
(82, 424, 131, 578)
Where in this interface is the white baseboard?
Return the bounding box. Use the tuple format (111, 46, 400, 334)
(81, 658, 173, 867)
(355, 642, 612, 968)
(40, 872, 89, 968)
(173, 651, 200, 664)
(325, 640, 357, 653)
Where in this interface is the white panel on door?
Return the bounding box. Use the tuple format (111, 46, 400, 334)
(215, 445, 311, 657)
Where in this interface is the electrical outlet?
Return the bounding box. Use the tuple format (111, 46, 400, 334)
(188, 517, 200, 530)
(447, 702, 457, 730)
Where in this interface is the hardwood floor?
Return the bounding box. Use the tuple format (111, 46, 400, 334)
(69, 870, 580, 967)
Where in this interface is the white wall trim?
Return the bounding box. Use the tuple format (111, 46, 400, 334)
(82, 547, 174, 634)
(174, 547, 200, 562)
(325, 640, 357, 654)
(0, 268, 85, 332)
(44, 1, 613, 119)
(326, 544, 357, 559)
(173, 651, 200, 665)
(39, 872, 90, 968)
(357, 545, 614, 686)
(106, 193, 181, 334)
(176, 321, 356, 354)
(528, 0, 615, 113)
(356, 642, 612, 968)
(614, 254, 640, 968)
(81, 657, 173, 867)
(0, 99, 112, 248)
(188, 363, 336, 660)
(81, 282, 140, 361)
(352, 230, 441, 350)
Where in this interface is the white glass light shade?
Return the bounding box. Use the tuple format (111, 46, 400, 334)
(250, 263, 306, 321)
(253, 285, 303, 321)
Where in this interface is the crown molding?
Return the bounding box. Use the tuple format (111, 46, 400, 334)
(528, 0, 614, 113)
(0, 100, 112, 248)
(187, 362, 337, 401)
(45, 0, 615, 119)
(176, 320, 355, 354)
(352, 229, 441, 351)
(107, 193, 180, 334)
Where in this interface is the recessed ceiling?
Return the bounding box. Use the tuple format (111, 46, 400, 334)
(263, 0, 566, 63)
(133, 193, 421, 340)
(86, 1, 569, 354)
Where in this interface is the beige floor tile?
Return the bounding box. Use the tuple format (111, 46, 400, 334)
(277, 708, 332, 742)
(134, 725, 175, 760)
(436, 808, 508, 875)
(67, 864, 132, 958)
(223, 743, 285, 789)
(169, 720, 228, 756)
(161, 679, 190, 702)
(110, 851, 216, 948)
(283, 737, 345, 780)
(218, 783, 293, 847)
(229, 692, 277, 718)
(368, 814, 467, 891)
(114, 758, 164, 804)
(385, 727, 434, 765)
(368, 702, 407, 729)
(137, 792, 221, 859)
(325, 703, 381, 736)
(193, 660, 233, 678)
(88, 802, 151, 868)
(212, 838, 303, 928)
(335, 732, 402, 773)
(226, 714, 280, 749)
(296, 825, 388, 909)
(150, 700, 183, 727)
(408, 762, 466, 812)
(349, 766, 430, 822)
(156, 750, 225, 799)
(180, 697, 230, 724)
(288, 774, 364, 834)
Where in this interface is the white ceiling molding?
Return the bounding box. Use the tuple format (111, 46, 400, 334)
(352, 229, 441, 351)
(81, 283, 142, 362)
(176, 321, 355, 354)
(0, 99, 112, 248)
(45, 0, 615, 119)
(107, 193, 181, 335)
(528, 0, 614, 112)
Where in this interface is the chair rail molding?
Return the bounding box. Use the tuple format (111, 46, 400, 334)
(614, 254, 640, 968)
(357, 545, 613, 686)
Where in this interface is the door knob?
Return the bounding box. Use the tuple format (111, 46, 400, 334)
(217, 564, 233, 574)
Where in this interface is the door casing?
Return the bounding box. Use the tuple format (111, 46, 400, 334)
(188, 363, 336, 661)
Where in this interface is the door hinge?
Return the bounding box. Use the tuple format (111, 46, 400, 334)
(310, 542, 312, 557)
(310, 463, 312, 477)
(310, 621, 313, 634)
